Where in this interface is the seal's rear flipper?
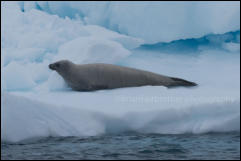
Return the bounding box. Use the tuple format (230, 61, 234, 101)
(167, 77, 198, 88)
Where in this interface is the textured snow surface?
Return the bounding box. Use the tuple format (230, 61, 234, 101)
(18, 1, 240, 43)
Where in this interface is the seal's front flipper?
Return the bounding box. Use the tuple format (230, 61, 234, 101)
(167, 77, 198, 88)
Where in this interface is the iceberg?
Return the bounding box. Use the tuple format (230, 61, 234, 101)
(18, 1, 240, 43)
(1, 1, 240, 142)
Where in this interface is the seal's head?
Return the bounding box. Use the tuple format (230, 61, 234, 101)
(49, 60, 74, 76)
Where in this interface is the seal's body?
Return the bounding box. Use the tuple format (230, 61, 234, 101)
(49, 60, 197, 91)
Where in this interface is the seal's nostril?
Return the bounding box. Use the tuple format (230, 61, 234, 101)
(49, 64, 54, 70)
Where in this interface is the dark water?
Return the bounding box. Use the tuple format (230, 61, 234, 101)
(1, 132, 240, 160)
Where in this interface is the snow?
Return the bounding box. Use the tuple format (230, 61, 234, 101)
(223, 42, 240, 52)
(55, 36, 131, 64)
(1, 1, 240, 142)
(2, 89, 240, 142)
(3, 61, 37, 90)
(18, 1, 240, 43)
(1, 93, 106, 142)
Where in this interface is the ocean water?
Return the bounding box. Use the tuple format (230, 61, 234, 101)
(1, 132, 240, 160)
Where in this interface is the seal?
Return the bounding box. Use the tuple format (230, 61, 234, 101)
(49, 60, 197, 91)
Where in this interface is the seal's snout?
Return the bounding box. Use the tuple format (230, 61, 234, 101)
(49, 64, 55, 70)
